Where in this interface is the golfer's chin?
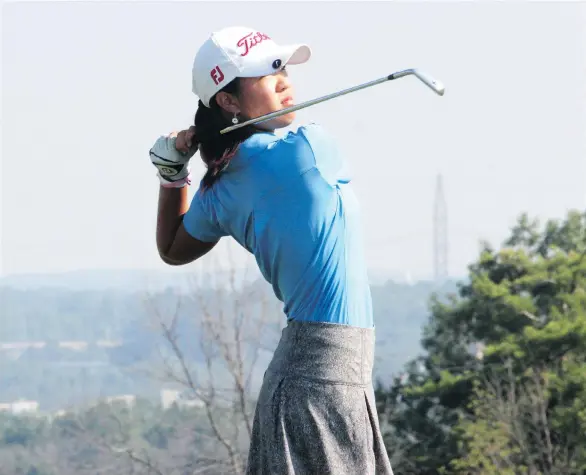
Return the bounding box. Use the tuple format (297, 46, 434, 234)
(275, 112, 296, 128)
(256, 112, 296, 131)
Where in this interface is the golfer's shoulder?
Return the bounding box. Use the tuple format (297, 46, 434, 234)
(284, 122, 336, 148)
(294, 122, 344, 176)
(246, 123, 343, 182)
(275, 122, 340, 162)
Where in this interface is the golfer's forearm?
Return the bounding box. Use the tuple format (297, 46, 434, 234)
(156, 186, 190, 257)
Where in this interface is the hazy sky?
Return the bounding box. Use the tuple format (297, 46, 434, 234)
(2, 1, 586, 281)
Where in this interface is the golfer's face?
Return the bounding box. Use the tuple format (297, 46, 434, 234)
(238, 69, 295, 130)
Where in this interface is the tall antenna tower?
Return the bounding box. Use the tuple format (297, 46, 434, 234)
(433, 174, 448, 282)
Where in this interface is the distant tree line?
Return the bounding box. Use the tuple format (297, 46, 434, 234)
(1, 272, 453, 410)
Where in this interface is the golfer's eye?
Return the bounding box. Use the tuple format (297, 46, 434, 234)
(273, 65, 287, 78)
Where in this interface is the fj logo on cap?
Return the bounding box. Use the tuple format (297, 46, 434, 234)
(272, 59, 282, 69)
(210, 66, 225, 86)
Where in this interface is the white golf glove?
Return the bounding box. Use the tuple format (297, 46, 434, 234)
(149, 131, 197, 188)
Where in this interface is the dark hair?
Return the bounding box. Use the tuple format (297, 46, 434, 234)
(194, 79, 259, 190)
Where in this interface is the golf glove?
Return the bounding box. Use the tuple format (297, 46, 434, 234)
(149, 133, 196, 188)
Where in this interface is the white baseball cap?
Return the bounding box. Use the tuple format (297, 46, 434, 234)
(192, 26, 311, 107)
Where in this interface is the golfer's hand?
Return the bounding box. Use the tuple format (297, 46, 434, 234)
(149, 127, 197, 188)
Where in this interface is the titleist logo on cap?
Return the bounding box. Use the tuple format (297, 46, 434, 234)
(237, 32, 271, 57)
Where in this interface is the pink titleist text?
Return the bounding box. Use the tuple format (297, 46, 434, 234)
(236, 32, 271, 57)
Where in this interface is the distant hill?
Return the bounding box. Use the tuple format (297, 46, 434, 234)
(0, 268, 204, 292)
(0, 267, 460, 291)
(0, 269, 461, 410)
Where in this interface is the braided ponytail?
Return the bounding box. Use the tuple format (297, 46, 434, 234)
(194, 79, 258, 190)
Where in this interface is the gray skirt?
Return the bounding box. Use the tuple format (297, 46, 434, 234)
(246, 320, 394, 475)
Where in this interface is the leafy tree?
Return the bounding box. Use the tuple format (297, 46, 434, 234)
(378, 210, 586, 474)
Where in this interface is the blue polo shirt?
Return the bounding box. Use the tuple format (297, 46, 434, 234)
(183, 123, 373, 328)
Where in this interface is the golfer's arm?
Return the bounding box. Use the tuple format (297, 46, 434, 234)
(156, 187, 217, 265)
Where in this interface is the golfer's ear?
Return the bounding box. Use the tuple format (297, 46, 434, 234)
(215, 92, 240, 115)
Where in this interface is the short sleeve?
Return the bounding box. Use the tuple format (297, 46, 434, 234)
(183, 188, 228, 242)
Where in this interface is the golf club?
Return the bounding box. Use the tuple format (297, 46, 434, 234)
(220, 68, 445, 134)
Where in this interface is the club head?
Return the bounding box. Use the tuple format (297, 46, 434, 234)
(413, 70, 445, 96)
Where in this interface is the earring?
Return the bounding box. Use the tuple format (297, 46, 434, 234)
(232, 113, 239, 125)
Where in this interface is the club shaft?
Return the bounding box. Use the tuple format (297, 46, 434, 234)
(220, 75, 391, 134)
(220, 68, 444, 134)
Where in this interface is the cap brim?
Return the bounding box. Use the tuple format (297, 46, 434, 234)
(237, 43, 312, 79)
(282, 44, 311, 65)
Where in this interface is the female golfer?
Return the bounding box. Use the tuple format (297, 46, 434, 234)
(149, 26, 394, 475)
